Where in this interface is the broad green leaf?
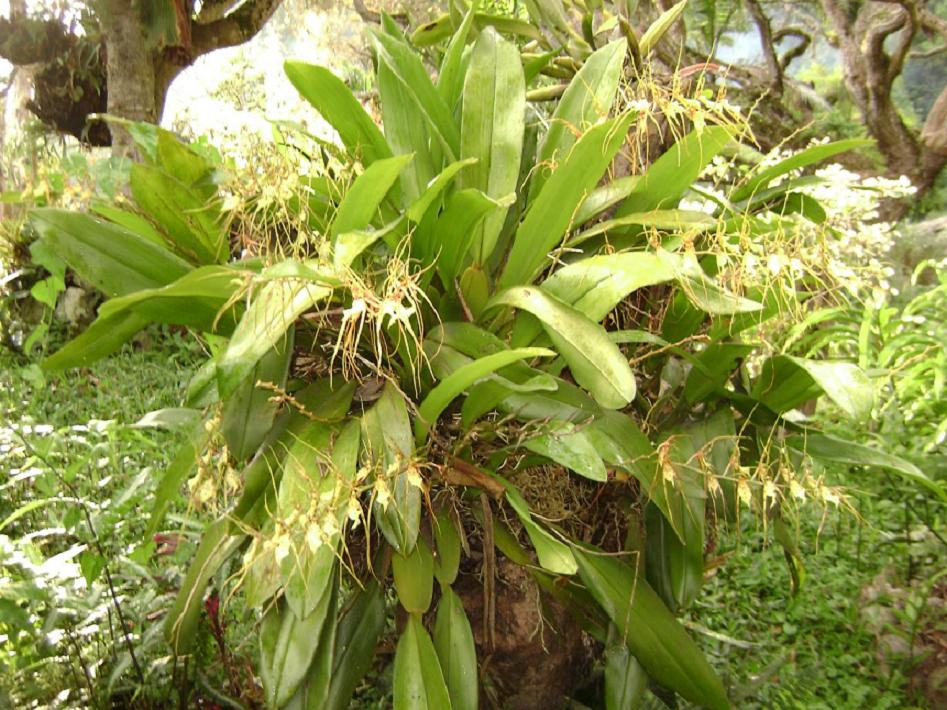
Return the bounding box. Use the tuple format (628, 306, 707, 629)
(133, 407, 201, 432)
(285, 579, 339, 710)
(284, 61, 392, 165)
(223, 329, 293, 463)
(533, 40, 626, 198)
(573, 547, 730, 710)
(155, 129, 214, 192)
(639, 0, 687, 55)
(752, 355, 873, 420)
(433, 509, 462, 585)
(505, 483, 577, 575)
(325, 582, 387, 710)
(43, 311, 150, 371)
(683, 343, 757, 403)
(646, 422, 713, 612)
(436, 8, 476, 111)
(334, 220, 404, 269)
(524, 423, 608, 481)
(361, 383, 420, 554)
(616, 126, 733, 216)
(260, 575, 337, 708)
(585, 411, 692, 543)
(278, 420, 359, 618)
(426, 189, 513, 286)
(165, 518, 241, 655)
(488, 286, 636, 409)
(499, 112, 636, 289)
(416, 346, 554, 442)
(732, 138, 874, 203)
(378, 61, 435, 203)
(542, 252, 676, 322)
(669, 252, 763, 314)
(372, 31, 460, 160)
(218, 275, 333, 398)
(574, 176, 640, 225)
(130, 164, 225, 264)
(393, 538, 435, 614)
(460, 26, 525, 264)
(411, 13, 453, 46)
(433, 587, 478, 710)
(605, 638, 648, 710)
(31, 209, 191, 297)
(92, 204, 167, 247)
(569, 210, 716, 246)
(787, 432, 946, 501)
(331, 154, 413, 237)
(95, 264, 244, 332)
(393, 614, 453, 710)
(148, 422, 208, 535)
(407, 158, 477, 223)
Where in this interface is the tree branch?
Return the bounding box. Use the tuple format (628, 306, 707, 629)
(191, 0, 282, 56)
(744, 0, 783, 95)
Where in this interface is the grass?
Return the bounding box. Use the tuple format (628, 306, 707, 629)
(691, 483, 943, 709)
(0, 329, 941, 708)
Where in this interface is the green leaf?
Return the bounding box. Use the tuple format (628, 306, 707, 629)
(572, 176, 637, 224)
(377, 61, 435, 203)
(285, 578, 339, 710)
(218, 274, 333, 398)
(91, 204, 168, 247)
(504, 483, 577, 575)
(165, 518, 241, 655)
(372, 31, 461, 160)
(533, 40, 626, 198)
(616, 126, 733, 216)
(277, 420, 358, 618)
(752, 355, 873, 420)
(407, 158, 477, 223)
(416, 346, 554, 442)
(605, 638, 647, 710)
(95, 264, 244, 332)
(326, 581, 387, 710)
(787, 432, 946, 501)
(392, 538, 435, 614)
(639, 0, 687, 55)
(433, 587, 478, 710)
(31, 209, 191, 298)
(671, 252, 763, 315)
(361, 383, 420, 554)
(542, 252, 676, 322)
(499, 112, 635, 289)
(148, 423, 207, 535)
(573, 547, 730, 710)
(488, 286, 636, 409)
(436, 9, 476, 111)
(426, 189, 513, 286)
(433, 509, 462, 586)
(732, 138, 874, 203)
(459, 26, 525, 264)
(683, 343, 757, 403)
(331, 154, 414, 237)
(130, 164, 225, 264)
(260, 575, 337, 708)
(43, 311, 151, 371)
(524, 423, 608, 482)
(570, 209, 716, 246)
(393, 615, 453, 710)
(222, 329, 294, 463)
(284, 61, 392, 165)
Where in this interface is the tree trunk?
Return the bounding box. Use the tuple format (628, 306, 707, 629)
(99, 0, 158, 158)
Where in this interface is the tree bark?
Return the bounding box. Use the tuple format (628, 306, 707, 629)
(100, 0, 158, 157)
(821, 0, 947, 217)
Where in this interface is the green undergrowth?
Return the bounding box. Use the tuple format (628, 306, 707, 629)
(1, 336, 940, 708)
